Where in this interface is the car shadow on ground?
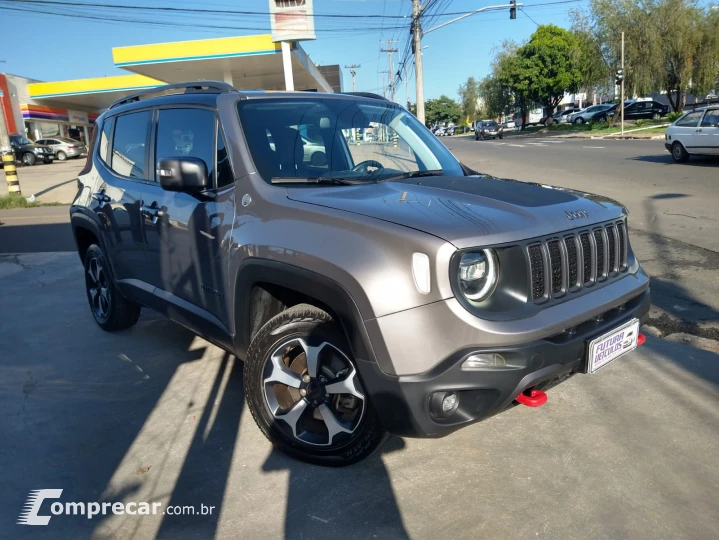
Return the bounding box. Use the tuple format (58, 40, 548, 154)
(630, 154, 719, 166)
(0, 221, 75, 253)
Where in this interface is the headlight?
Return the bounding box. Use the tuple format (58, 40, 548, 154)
(458, 249, 498, 301)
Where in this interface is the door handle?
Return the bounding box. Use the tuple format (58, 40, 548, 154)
(141, 203, 164, 224)
(696, 129, 703, 132)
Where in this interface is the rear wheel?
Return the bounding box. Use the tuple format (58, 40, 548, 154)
(574, 117, 585, 125)
(652, 112, 661, 120)
(22, 153, 36, 166)
(83, 244, 141, 331)
(671, 141, 689, 163)
(244, 304, 386, 466)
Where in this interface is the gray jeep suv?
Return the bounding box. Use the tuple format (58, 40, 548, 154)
(70, 82, 650, 466)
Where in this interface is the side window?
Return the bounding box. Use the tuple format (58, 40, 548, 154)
(700, 110, 719, 127)
(98, 119, 112, 165)
(36, 139, 46, 145)
(676, 111, 702, 127)
(111, 111, 150, 179)
(216, 127, 233, 188)
(156, 108, 215, 182)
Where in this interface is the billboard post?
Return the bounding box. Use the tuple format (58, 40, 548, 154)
(270, 0, 316, 92)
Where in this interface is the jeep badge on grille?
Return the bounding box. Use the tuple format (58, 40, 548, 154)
(566, 210, 589, 220)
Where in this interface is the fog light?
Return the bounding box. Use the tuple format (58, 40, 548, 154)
(442, 392, 458, 412)
(461, 353, 506, 370)
(429, 391, 459, 418)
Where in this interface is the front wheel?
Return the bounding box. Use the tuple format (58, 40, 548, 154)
(244, 304, 387, 466)
(22, 153, 36, 166)
(652, 113, 661, 120)
(671, 141, 689, 163)
(498, 134, 503, 139)
(57, 151, 67, 161)
(574, 117, 585, 125)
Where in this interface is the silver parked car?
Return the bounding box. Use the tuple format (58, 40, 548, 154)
(568, 104, 614, 125)
(36, 137, 87, 161)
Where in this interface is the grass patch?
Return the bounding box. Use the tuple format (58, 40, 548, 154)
(517, 118, 668, 136)
(0, 194, 66, 209)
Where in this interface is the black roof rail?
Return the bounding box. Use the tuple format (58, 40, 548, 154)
(341, 92, 390, 101)
(109, 81, 237, 110)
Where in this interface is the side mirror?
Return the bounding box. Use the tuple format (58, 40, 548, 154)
(157, 157, 208, 193)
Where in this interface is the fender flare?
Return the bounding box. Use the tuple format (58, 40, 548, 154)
(232, 259, 377, 365)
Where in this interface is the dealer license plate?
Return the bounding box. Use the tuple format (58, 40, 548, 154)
(586, 318, 640, 374)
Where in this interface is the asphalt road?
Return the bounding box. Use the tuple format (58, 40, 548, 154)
(444, 136, 719, 253)
(1, 252, 717, 539)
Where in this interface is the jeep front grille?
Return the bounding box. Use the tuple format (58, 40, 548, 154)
(526, 220, 628, 303)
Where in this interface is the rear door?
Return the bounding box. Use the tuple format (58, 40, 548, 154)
(695, 108, 719, 155)
(671, 110, 704, 152)
(92, 111, 152, 292)
(139, 106, 236, 340)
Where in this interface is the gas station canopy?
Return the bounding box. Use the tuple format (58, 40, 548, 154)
(27, 34, 334, 111)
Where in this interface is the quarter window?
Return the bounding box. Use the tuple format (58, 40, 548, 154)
(111, 111, 150, 179)
(675, 111, 702, 127)
(700, 110, 719, 127)
(156, 108, 216, 183)
(99, 119, 112, 165)
(216, 127, 234, 188)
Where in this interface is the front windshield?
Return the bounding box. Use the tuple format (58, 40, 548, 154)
(237, 97, 463, 183)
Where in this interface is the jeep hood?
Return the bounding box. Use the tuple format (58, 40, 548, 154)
(286, 174, 626, 249)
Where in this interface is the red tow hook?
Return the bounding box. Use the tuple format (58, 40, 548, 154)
(637, 333, 646, 346)
(515, 389, 547, 407)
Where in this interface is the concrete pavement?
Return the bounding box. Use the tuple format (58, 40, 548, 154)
(1, 160, 83, 204)
(0, 252, 718, 539)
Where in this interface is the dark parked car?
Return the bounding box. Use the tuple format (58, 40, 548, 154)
(70, 82, 650, 466)
(475, 120, 503, 140)
(595, 100, 670, 122)
(9, 135, 55, 166)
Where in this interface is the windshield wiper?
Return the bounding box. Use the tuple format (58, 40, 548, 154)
(271, 177, 360, 185)
(378, 169, 443, 182)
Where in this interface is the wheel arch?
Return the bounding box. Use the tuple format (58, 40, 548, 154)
(70, 211, 105, 263)
(233, 259, 377, 366)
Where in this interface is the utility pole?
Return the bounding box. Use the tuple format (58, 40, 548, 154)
(379, 70, 390, 99)
(403, 63, 410, 108)
(0, 91, 21, 196)
(380, 40, 399, 102)
(412, 0, 425, 123)
(345, 64, 361, 92)
(621, 31, 625, 136)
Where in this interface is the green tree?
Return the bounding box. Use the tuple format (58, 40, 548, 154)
(519, 25, 583, 117)
(424, 95, 462, 126)
(478, 74, 508, 119)
(458, 77, 481, 123)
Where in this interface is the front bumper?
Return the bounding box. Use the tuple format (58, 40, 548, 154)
(358, 277, 650, 438)
(664, 142, 672, 152)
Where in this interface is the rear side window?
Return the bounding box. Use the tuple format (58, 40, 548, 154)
(111, 111, 150, 179)
(99, 120, 112, 164)
(700, 110, 719, 127)
(676, 111, 702, 127)
(156, 108, 215, 181)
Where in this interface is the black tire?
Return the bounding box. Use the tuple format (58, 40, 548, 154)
(475, 134, 479, 140)
(573, 117, 585, 125)
(671, 141, 689, 163)
(499, 134, 503, 139)
(43, 159, 53, 164)
(244, 304, 387, 466)
(22, 153, 36, 166)
(57, 151, 67, 161)
(652, 112, 661, 120)
(83, 244, 140, 331)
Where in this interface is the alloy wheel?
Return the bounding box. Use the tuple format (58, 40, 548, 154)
(86, 257, 110, 321)
(262, 337, 365, 447)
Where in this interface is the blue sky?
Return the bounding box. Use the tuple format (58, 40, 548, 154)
(0, 0, 583, 101)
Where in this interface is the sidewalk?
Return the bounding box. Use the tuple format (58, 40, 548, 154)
(1, 160, 83, 204)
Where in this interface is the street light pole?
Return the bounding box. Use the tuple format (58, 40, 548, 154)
(621, 31, 625, 136)
(412, 0, 425, 123)
(413, 1, 522, 125)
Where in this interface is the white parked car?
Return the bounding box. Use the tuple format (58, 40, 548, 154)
(665, 106, 719, 162)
